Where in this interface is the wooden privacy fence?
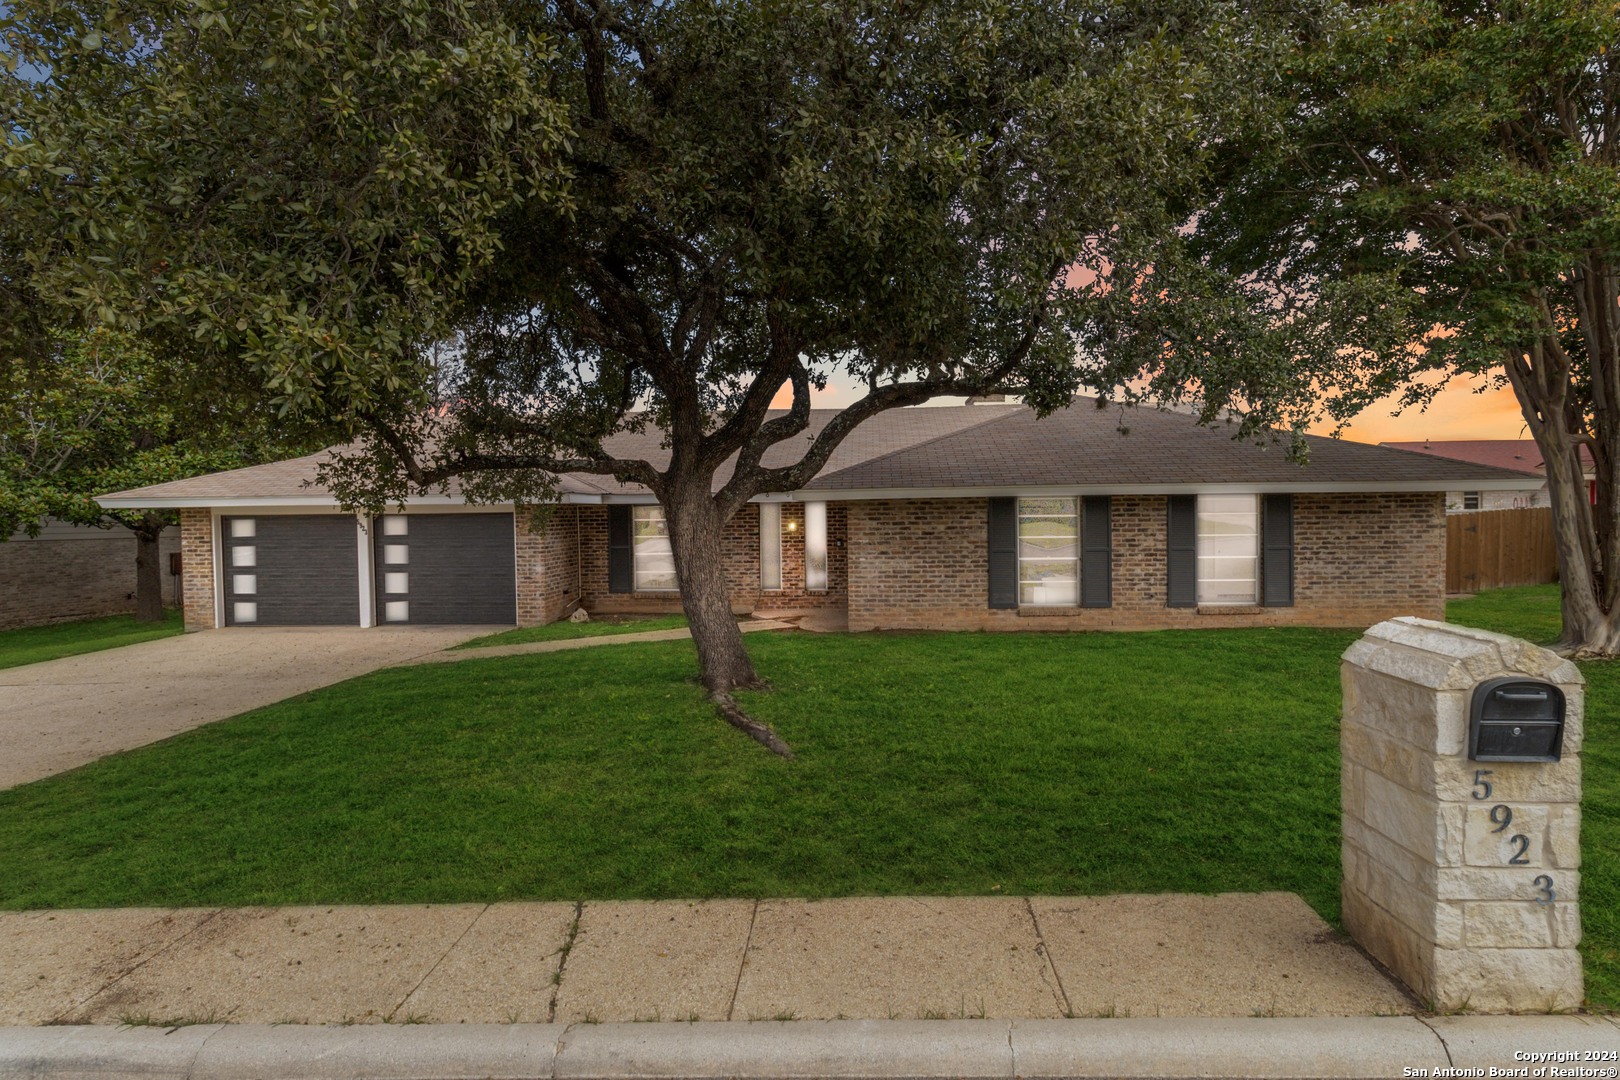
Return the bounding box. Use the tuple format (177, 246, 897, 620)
(1447, 507, 1558, 593)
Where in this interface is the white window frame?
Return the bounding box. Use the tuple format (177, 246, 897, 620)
(1017, 497, 1079, 607)
(633, 504, 678, 592)
(1196, 494, 1260, 606)
(760, 503, 782, 591)
(1462, 491, 1482, 511)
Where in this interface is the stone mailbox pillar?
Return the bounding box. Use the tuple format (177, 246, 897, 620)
(1341, 617, 1584, 1011)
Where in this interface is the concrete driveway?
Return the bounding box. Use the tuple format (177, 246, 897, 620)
(0, 626, 493, 790)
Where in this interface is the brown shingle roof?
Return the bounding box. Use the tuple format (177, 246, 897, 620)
(803, 400, 1543, 491)
(99, 399, 1532, 506)
(98, 406, 1016, 504)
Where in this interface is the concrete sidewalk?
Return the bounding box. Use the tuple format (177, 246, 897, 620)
(1, 895, 1413, 1028)
(3, 1016, 1618, 1080)
(0, 626, 493, 790)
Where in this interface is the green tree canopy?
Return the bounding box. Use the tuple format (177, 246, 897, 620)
(1098, 0, 1620, 653)
(5, 0, 1278, 748)
(1, 0, 572, 413)
(0, 329, 328, 620)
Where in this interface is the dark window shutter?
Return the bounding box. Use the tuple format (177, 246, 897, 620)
(1081, 496, 1112, 608)
(987, 497, 1017, 609)
(1262, 493, 1294, 607)
(1166, 495, 1197, 608)
(607, 505, 633, 593)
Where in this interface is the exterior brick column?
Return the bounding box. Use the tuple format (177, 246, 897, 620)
(178, 508, 217, 631)
(516, 506, 581, 627)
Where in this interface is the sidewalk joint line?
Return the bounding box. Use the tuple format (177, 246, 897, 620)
(1005, 1018, 1017, 1078)
(725, 900, 761, 1022)
(386, 903, 489, 1022)
(1023, 897, 1072, 1019)
(55, 907, 226, 1023)
(547, 902, 585, 1024)
(1415, 1015, 1455, 1068)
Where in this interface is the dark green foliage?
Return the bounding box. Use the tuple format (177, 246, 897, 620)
(0, 330, 317, 538)
(1, 0, 571, 419)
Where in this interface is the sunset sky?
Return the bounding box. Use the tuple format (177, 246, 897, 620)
(772, 371, 1530, 445)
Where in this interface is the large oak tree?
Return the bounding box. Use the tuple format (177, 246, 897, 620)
(6, 0, 1273, 750)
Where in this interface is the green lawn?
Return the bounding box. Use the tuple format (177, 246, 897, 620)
(456, 613, 688, 649)
(0, 610, 183, 670)
(0, 586, 1611, 1008)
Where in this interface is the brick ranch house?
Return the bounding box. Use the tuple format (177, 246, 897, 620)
(98, 399, 1532, 634)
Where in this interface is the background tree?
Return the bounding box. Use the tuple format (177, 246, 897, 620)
(0, 329, 326, 621)
(1097, 0, 1620, 654)
(0, 0, 572, 414)
(6, 0, 1272, 752)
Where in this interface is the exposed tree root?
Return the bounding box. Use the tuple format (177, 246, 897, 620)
(709, 691, 795, 759)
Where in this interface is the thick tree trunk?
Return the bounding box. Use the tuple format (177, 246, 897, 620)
(664, 487, 762, 692)
(1541, 446, 1619, 653)
(132, 518, 166, 624)
(663, 479, 794, 758)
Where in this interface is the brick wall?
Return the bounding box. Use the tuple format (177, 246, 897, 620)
(516, 506, 582, 626)
(846, 492, 1447, 632)
(576, 502, 847, 615)
(179, 508, 217, 631)
(0, 522, 182, 630)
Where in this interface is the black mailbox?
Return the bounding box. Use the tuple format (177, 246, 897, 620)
(1468, 677, 1565, 763)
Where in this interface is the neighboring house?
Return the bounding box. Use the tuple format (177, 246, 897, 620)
(98, 399, 1532, 634)
(1378, 440, 1581, 513)
(0, 519, 181, 630)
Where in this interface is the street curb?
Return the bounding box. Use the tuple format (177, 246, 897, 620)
(1, 1016, 1617, 1080)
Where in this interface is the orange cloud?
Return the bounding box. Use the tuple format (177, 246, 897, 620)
(770, 367, 1530, 443)
(1329, 377, 1529, 444)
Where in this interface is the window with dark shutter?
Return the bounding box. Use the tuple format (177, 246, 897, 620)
(987, 497, 1017, 609)
(607, 505, 633, 593)
(1262, 494, 1294, 607)
(1166, 495, 1197, 608)
(1081, 496, 1112, 608)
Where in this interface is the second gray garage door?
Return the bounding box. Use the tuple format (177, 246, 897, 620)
(374, 513, 516, 625)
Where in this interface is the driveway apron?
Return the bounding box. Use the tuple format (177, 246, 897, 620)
(0, 626, 490, 790)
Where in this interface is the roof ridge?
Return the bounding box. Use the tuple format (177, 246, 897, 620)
(808, 404, 1028, 488)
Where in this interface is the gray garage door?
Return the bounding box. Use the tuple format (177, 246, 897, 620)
(222, 515, 359, 626)
(373, 513, 516, 625)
